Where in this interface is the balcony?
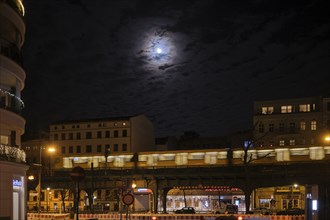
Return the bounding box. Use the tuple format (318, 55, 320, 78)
(0, 144, 26, 163)
(0, 0, 24, 17)
(0, 89, 24, 114)
(0, 37, 22, 65)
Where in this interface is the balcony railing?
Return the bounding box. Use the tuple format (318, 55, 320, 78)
(0, 144, 26, 163)
(0, 37, 22, 65)
(0, 89, 24, 114)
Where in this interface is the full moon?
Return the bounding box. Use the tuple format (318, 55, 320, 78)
(156, 48, 162, 54)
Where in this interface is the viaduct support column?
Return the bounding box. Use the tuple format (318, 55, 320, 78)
(162, 188, 171, 213)
(318, 184, 330, 220)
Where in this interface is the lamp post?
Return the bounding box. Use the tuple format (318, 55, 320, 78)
(290, 183, 298, 209)
(36, 146, 55, 217)
(47, 187, 51, 212)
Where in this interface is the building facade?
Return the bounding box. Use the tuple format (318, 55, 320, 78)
(49, 114, 155, 170)
(253, 97, 330, 147)
(0, 0, 28, 219)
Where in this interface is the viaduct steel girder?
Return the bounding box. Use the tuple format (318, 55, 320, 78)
(40, 160, 330, 192)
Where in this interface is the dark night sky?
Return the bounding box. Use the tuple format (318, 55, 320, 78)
(21, 0, 330, 138)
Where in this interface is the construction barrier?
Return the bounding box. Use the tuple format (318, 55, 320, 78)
(27, 213, 306, 220)
(27, 213, 70, 220)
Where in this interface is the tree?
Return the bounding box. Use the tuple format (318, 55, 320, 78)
(59, 189, 73, 213)
(241, 121, 270, 213)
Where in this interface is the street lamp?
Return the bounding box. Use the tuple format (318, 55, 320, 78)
(325, 135, 330, 143)
(36, 146, 55, 217)
(47, 188, 52, 212)
(291, 183, 298, 209)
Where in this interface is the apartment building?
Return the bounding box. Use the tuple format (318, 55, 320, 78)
(253, 97, 330, 147)
(49, 114, 155, 170)
(0, 0, 28, 219)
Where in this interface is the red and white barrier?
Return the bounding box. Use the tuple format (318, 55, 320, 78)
(27, 213, 306, 220)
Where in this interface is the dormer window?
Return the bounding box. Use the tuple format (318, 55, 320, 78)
(262, 106, 274, 114)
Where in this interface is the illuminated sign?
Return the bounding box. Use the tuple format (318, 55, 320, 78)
(13, 180, 22, 187)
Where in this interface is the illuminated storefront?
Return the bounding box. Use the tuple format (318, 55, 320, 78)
(0, 161, 28, 220)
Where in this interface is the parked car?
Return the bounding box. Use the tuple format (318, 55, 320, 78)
(277, 208, 305, 215)
(214, 204, 238, 214)
(252, 207, 270, 215)
(175, 207, 196, 214)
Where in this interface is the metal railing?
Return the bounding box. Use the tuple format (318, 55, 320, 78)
(0, 144, 26, 163)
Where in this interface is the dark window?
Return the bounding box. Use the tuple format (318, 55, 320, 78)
(114, 130, 118, 138)
(69, 133, 73, 140)
(327, 102, 330, 111)
(289, 122, 296, 133)
(105, 145, 110, 157)
(279, 123, 285, 132)
(54, 134, 58, 140)
(86, 145, 92, 153)
(61, 133, 66, 140)
(269, 124, 274, 132)
(76, 145, 81, 153)
(259, 124, 264, 133)
(61, 146, 66, 154)
(76, 132, 81, 140)
(105, 131, 110, 138)
(122, 144, 127, 151)
(69, 146, 73, 153)
(77, 125, 80, 128)
(97, 145, 102, 153)
(122, 130, 127, 137)
(327, 120, 330, 130)
(86, 132, 92, 139)
(114, 144, 118, 152)
(97, 131, 102, 138)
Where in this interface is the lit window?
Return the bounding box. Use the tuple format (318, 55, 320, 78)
(289, 140, 295, 146)
(300, 121, 306, 130)
(311, 120, 317, 130)
(299, 104, 310, 112)
(279, 140, 285, 146)
(281, 105, 292, 113)
(262, 106, 274, 114)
